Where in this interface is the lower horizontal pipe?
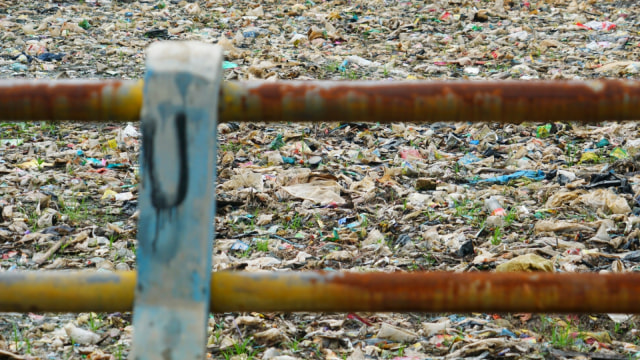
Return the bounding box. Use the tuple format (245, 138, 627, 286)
(0, 271, 638, 313)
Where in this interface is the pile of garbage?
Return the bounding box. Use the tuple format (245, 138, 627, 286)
(1, 0, 640, 359)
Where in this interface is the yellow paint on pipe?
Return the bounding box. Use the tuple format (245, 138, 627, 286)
(3, 271, 640, 314)
(3, 79, 640, 123)
(0, 271, 136, 312)
(110, 79, 144, 122)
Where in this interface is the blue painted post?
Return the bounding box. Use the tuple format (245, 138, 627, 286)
(132, 41, 222, 360)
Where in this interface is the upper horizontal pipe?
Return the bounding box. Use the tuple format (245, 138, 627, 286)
(1, 79, 640, 123)
(0, 79, 143, 123)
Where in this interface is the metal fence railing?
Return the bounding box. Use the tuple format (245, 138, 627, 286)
(1, 40, 639, 360)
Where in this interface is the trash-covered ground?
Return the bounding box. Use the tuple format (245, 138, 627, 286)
(1, 0, 640, 359)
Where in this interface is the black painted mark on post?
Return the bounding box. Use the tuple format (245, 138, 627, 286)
(142, 111, 190, 210)
(142, 111, 190, 253)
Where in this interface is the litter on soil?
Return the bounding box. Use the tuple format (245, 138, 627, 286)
(2, 0, 640, 359)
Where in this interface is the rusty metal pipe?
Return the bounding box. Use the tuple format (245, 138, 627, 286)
(0, 271, 639, 313)
(219, 79, 640, 123)
(0, 271, 136, 313)
(2, 80, 640, 123)
(0, 79, 143, 123)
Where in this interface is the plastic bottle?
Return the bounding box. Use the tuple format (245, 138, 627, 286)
(484, 197, 506, 216)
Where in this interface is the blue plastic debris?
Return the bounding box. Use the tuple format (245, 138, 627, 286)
(11, 63, 28, 71)
(282, 156, 295, 164)
(37, 52, 66, 62)
(500, 328, 517, 338)
(269, 134, 285, 150)
(231, 240, 250, 251)
(243, 31, 257, 38)
(338, 59, 349, 72)
(223, 61, 238, 69)
(458, 153, 481, 165)
(470, 170, 545, 184)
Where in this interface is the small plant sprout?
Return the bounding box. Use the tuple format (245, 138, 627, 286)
(36, 157, 45, 170)
(256, 240, 269, 252)
(491, 227, 502, 246)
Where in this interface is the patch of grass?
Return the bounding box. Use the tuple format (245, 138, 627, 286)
(284, 212, 303, 231)
(109, 233, 118, 249)
(59, 196, 91, 223)
(286, 337, 301, 352)
(219, 141, 243, 152)
(359, 214, 369, 229)
(453, 199, 470, 217)
(88, 312, 102, 332)
(114, 344, 124, 360)
(423, 252, 436, 266)
(23, 206, 39, 232)
(566, 142, 577, 167)
(240, 248, 252, 258)
(12, 323, 20, 351)
(550, 325, 574, 348)
(454, 199, 482, 225)
(24, 334, 31, 355)
(11, 323, 32, 354)
(36, 157, 45, 171)
(614, 321, 624, 334)
(341, 69, 361, 80)
(504, 208, 517, 227)
(453, 161, 462, 174)
(222, 338, 257, 360)
(255, 240, 269, 252)
(491, 227, 502, 246)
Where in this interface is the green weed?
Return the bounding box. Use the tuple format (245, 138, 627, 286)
(114, 344, 124, 360)
(491, 227, 502, 245)
(504, 208, 517, 227)
(88, 312, 101, 331)
(550, 326, 574, 348)
(222, 338, 257, 360)
(255, 240, 269, 252)
(286, 338, 301, 352)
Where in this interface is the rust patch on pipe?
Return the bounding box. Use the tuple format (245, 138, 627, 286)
(2, 271, 640, 313)
(219, 80, 640, 123)
(1, 79, 640, 123)
(321, 271, 640, 313)
(0, 79, 142, 122)
(211, 271, 640, 313)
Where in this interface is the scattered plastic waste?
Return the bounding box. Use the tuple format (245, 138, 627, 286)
(2, 1, 640, 359)
(536, 124, 552, 138)
(471, 170, 545, 184)
(611, 147, 629, 160)
(223, 61, 238, 69)
(269, 134, 285, 150)
(11, 63, 28, 71)
(485, 197, 506, 216)
(458, 153, 481, 165)
(577, 20, 617, 31)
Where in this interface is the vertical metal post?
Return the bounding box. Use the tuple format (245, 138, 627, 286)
(132, 41, 221, 360)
